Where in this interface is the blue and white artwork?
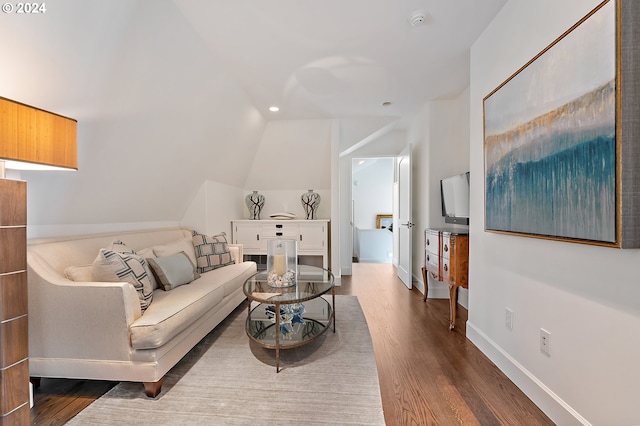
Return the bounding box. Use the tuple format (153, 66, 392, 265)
(483, 1, 616, 243)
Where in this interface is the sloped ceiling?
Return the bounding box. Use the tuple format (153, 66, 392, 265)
(173, 0, 507, 120)
(0, 0, 507, 229)
(0, 0, 265, 226)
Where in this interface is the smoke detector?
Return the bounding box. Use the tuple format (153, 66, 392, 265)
(408, 10, 427, 26)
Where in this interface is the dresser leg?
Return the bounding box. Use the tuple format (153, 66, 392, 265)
(449, 285, 458, 330)
(421, 267, 429, 301)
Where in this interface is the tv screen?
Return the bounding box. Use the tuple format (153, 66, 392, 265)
(440, 172, 470, 225)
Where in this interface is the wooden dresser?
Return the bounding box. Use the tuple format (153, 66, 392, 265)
(422, 228, 469, 330)
(0, 179, 29, 425)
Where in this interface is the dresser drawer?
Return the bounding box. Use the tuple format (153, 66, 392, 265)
(441, 257, 451, 282)
(425, 252, 440, 277)
(441, 233, 451, 260)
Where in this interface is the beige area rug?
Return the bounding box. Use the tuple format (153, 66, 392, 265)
(67, 295, 385, 425)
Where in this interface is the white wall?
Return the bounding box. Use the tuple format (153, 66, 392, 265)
(1, 1, 265, 238)
(468, 1, 640, 425)
(244, 120, 331, 191)
(242, 119, 331, 221)
(180, 180, 245, 237)
(408, 89, 470, 299)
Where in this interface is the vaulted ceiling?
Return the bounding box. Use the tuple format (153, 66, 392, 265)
(0, 0, 506, 229)
(174, 0, 507, 121)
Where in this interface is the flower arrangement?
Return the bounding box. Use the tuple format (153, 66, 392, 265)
(265, 303, 305, 338)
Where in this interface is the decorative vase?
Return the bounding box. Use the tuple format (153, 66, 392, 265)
(301, 189, 321, 220)
(245, 190, 265, 220)
(266, 239, 297, 287)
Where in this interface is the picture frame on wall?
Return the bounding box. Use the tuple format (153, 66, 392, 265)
(483, 0, 640, 248)
(376, 214, 393, 230)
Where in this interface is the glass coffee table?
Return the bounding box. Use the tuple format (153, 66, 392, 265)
(243, 264, 335, 372)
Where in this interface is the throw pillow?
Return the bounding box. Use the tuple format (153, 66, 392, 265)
(147, 251, 200, 291)
(108, 240, 135, 254)
(108, 240, 159, 290)
(136, 247, 155, 259)
(191, 231, 235, 273)
(64, 264, 93, 282)
(92, 249, 153, 313)
(152, 238, 198, 267)
(135, 247, 160, 290)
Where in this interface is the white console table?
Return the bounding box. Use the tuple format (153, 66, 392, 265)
(231, 219, 329, 269)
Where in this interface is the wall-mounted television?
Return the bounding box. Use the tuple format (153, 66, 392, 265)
(440, 171, 470, 225)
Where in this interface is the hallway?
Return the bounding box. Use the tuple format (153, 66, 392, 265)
(337, 263, 554, 426)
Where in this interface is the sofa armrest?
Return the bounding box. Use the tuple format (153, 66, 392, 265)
(27, 252, 142, 361)
(228, 244, 243, 264)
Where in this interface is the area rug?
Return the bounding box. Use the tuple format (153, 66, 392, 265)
(67, 295, 385, 425)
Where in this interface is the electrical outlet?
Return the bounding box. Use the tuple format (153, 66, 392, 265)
(505, 308, 514, 330)
(540, 328, 551, 356)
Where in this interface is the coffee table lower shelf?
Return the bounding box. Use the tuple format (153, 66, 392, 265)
(245, 297, 335, 372)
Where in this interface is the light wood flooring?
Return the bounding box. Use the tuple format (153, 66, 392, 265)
(30, 262, 554, 425)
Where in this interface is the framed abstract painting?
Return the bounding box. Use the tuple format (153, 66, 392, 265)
(483, 0, 640, 248)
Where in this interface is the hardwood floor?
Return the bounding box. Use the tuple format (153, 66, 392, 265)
(338, 263, 554, 426)
(30, 263, 554, 425)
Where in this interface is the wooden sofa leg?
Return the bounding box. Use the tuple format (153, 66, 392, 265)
(143, 378, 164, 398)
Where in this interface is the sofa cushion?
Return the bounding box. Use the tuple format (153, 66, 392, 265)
(92, 249, 154, 313)
(191, 231, 235, 273)
(129, 261, 255, 349)
(152, 238, 197, 267)
(147, 251, 200, 291)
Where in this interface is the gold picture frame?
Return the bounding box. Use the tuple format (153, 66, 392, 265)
(376, 214, 392, 229)
(483, 0, 640, 248)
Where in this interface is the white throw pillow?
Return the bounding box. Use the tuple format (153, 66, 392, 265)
(92, 249, 153, 313)
(64, 264, 93, 282)
(152, 238, 198, 267)
(191, 231, 235, 273)
(108, 240, 135, 254)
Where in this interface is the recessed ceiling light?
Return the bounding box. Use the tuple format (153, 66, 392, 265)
(269, 106, 280, 112)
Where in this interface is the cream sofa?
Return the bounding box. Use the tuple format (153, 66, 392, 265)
(27, 228, 256, 397)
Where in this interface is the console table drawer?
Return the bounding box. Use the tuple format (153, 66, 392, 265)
(260, 224, 298, 238)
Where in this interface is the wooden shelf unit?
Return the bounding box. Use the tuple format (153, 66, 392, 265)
(0, 179, 29, 425)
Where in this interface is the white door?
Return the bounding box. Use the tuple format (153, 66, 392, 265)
(397, 146, 413, 288)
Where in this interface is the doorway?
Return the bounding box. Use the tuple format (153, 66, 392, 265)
(351, 157, 395, 264)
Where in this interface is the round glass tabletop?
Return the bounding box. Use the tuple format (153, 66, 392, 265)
(243, 264, 334, 304)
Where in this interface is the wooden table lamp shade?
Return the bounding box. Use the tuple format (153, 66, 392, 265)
(0, 96, 77, 424)
(0, 96, 77, 170)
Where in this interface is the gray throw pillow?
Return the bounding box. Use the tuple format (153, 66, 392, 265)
(147, 251, 200, 291)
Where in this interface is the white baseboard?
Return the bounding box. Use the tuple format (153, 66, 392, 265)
(466, 321, 591, 426)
